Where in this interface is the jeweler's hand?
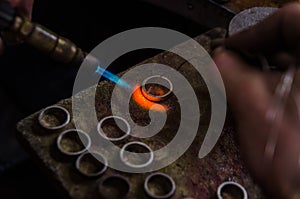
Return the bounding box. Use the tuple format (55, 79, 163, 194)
(0, 0, 34, 55)
(213, 3, 300, 198)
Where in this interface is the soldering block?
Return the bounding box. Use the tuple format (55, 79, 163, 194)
(17, 28, 265, 199)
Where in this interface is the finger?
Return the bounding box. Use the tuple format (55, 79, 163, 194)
(18, 0, 34, 19)
(213, 48, 273, 179)
(271, 52, 297, 69)
(213, 48, 268, 108)
(225, 2, 300, 56)
(3, 0, 34, 19)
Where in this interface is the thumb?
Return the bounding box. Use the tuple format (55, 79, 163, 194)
(212, 48, 272, 190)
(212, 48, 269, 113)
(18, 0, 34, 19)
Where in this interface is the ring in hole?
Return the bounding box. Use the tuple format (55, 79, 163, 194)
(141, 75, 172, 102)
(122, 142, 153, 167)
(100, 117, 128, 140)
(60, 130, 88, 153)
(146, 174, 175, 198)
(40, 106, 68, 128)
(99, 176, 130, 199)
(144, 83, 170, 97)
(77, 153, 107, 176)
(221, 183, 245, 199)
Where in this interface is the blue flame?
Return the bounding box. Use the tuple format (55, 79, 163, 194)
(95, 65, 131, 89)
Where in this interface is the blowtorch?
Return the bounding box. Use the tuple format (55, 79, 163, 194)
(0, 0, 133, 90)
(0, 0, 86, 66)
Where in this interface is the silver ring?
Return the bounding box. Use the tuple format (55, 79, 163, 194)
(120, 141, 154, 168)
(97, 116, 130, 141)
(57, 129, 91, 156)
(217, 181, 248, 199)
(98, 175, 131, 199)
(75, 151, 108, 178)
(38, 105, 70, 130)
(144, 172, 176, 199)
(141, 75, 173, 102)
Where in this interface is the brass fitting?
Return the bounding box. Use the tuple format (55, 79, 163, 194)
(2, 16, 86, 66)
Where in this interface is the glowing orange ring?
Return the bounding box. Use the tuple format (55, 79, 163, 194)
(141, 75, 173, 102)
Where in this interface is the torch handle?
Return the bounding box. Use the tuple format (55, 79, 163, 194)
(0, 1, 86, 66)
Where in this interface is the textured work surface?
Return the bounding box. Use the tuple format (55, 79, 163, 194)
(139, 0, 296, 30)
(17, 28, 265, 199)
(224, 0, 294, 12)
(228, 7, 278, 36)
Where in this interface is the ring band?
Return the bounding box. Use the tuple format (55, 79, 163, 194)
(57, 129, 91, 156)
(141, 75, 173, 102)
(120, 141, 154, 168)
(144, 172, 176, 199)
(217, 181, 248, 199)
(98, 175, 131, 199)
(75, 151, 108, 178)
(38, 105, 70, 130)
(97, 116, 130, 141)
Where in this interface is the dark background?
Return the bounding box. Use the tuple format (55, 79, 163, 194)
(0, 0, 205, 198)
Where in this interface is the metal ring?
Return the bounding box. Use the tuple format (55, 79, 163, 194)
(38, 105, 70, 130)
(120, 141, 154, 168)
(98, 175, 131, 199)
(141, 75, 173, 102)
(57, 129, 91, 156)
(144, 172, 176, 199)
(75, 151, 108, 178)
(217, 181, 248, 199)
(97, 116, 130, 141)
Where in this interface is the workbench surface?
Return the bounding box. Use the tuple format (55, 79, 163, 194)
(17, 28, 265, 199)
